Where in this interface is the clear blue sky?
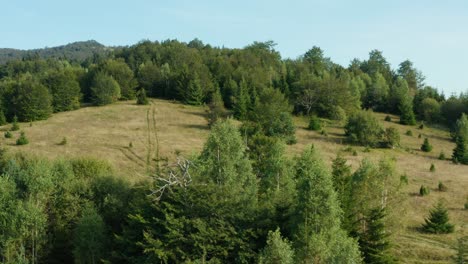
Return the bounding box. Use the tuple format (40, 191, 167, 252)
(1, 0, 467, 95)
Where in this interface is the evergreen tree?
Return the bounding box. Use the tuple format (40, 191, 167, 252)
(136, 88, 149, 105)
(421, 138, 433, 152)
(359, 208, 396, 264)
(422, 201, 454, 234)
(73, 205, 106, 264)
(186, 76, 204, 105)
(207, 87, 226, 127)
(259, 228, 295, 264)
(452, 114, 468, 164)
(233, 78, 250, 120)
(331, 153, 351, 208)
(293, 145, 361, 263)
(11, 115, 20, 131)
(453, 237, 468, 264)
(0, 110, 6, 125)
(399, 96, 416, 125)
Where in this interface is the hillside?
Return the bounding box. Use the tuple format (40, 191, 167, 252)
(0, 40, 111, 63)
(0, 98, 466, 263)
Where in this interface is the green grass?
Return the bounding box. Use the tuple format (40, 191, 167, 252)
(0, 100, 466, 263)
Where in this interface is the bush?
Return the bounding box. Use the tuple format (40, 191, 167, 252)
(430, 163, 435, 172)
(420, 185, 430, 196)
(16, 131, 29, 145)
(384, 115, 392, 122)
(345, 110, 384, 147)
(438, 151, 446, 160)
(421, 138, 433, 152)
(329, 106, 347, 123)
(320, 129, 328, 136)
(11, 116, 20, 131)
(465, 197, 468, 210)
(58, 137, 67, 145)
(405, 130, 413, 136)
(308, 115, 322, 131)
(4, 131, 12, 138)
(400, 174, 409, 185)
(136, 89, 149, 105)
(418, 134, 422, 138)
(385, 127, 400, 148)
(419, 123, 425, 129)
(438, 181, 447, 192)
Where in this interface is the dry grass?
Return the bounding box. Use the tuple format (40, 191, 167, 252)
(0, 99, 210, 181)
(1, 101, 466, 262)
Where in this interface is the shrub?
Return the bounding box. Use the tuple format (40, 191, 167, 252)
(430, 163, 435, 172)
(4, 131, 12, 138)
(400, 174, 409, 185)
(352, 150, 358, 156)
(438, 151, 446, 160)
(421, 138, 433, 152)
(438, 182, 447, 192)
(385, 127, 400, 148)
(136, 89, 149, 105)
(129, 142, 133, 148)
(329, 105, 347, 123)
(11, 116, 20, 131)
(384, 115, 392, 122)
(320, 129, 328, 136)
(420, 185, 430, 196)
(418, 134, 422, 138)
(58, 137, 67, 145)
(308, 115, 322, 131)
(345, 110, 384, 147)
(465, 197, 468, 210)
(16, 131, 29, 145)
(405, 130, 413, 136)
(419, 123, 425, 129)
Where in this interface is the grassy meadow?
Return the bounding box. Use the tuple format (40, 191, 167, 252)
(0, 99, 466, 263)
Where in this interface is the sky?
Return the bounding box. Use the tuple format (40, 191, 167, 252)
(1, 0, 467, 95)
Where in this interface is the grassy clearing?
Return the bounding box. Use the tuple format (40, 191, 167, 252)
(1, 100, 466, 262)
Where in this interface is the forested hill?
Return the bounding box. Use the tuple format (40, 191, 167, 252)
(0, 40, 111, 63)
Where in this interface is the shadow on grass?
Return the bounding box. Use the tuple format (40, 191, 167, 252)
(177, 124, 209, 130)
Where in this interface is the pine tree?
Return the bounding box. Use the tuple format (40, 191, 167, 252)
(186, 77, 204, 105)
(207, 87, 226, 127)
(11, 115, 20, 131)
(399, 97, 416, 125)
(422, 201, 454, 234)
(258, 228, 295, 264)
(453, 134, 468, 164)
(233, 78, 250, 120)
(73, 205, 106, 264)
(359, 208, 396, 264)
(16, 131, 29, 145)
(0, 110, 6, 125)
(331, 153, 351, 207)
(421, 138, 433, 152)
(453, 237, 468, 264)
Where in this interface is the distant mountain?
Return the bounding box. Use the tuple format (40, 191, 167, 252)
(0, 40, 113, 64)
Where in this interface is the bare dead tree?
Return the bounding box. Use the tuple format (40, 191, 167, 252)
(149, 157, 193, 201)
